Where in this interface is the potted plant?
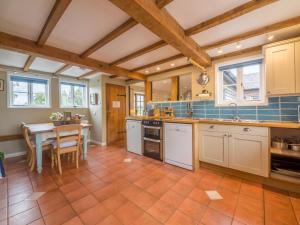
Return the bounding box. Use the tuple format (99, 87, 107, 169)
(49, 112, 65, 126)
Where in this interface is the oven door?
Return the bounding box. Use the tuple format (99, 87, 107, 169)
(143, 137, 163, 161)
(143, 126, 162, 140)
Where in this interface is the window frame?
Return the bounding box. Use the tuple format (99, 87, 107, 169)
(8, 73, 50, 108)
(215, 55, 267, 107)
(59, 80, 88, 109)
(134, 93, 145, 116)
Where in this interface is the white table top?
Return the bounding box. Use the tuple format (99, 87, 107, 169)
(25, 123, 92, 134)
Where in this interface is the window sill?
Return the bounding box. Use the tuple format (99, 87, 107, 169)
(60, 106, 88, 109)
(8, 106, 51, 109)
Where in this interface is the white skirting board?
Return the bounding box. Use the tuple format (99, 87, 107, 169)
(88, 140, 106, 146)
(5, 151, 26, 158)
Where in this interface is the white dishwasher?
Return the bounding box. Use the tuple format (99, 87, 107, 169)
(164, 123, 193, 170)
(126, 120, 142, 155)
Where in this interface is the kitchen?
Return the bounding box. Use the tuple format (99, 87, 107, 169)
(0, 0, 300, 224)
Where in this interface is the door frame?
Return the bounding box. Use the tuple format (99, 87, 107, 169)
(105, 83, 127, 145)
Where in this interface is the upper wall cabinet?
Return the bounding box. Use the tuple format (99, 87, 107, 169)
(264, 37, 300, 96)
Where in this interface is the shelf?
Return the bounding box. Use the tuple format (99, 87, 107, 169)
(270, 172, 300, 184)
(270, 147, 300, 159)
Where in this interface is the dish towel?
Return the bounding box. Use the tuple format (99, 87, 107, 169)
(0, 152, 5, 178)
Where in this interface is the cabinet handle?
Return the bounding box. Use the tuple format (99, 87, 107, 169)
(224, 134, 227, 137)
(243, 127, 251, 132)
(228, 134, 232, 137)
(209, 125, 214, 129)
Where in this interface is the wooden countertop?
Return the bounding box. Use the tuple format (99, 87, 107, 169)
(126, 116, 300, 129)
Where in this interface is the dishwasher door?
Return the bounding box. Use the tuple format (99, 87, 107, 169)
(126, 120, 142, 155)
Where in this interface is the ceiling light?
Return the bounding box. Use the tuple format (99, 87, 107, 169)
(217, 48, 223, 54)
(156, 67, 160, 71)
(170, 63, 175, 67)
(236, 42, 242, 49)
(267, 35, 274, 40)
(145, 70, 149, 74)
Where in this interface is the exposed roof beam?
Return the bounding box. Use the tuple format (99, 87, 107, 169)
(77, 70, 98, 79)
(202, 16, 300, 50)
(23, 55, 35, 72)
(109, 0, 211, 67)
(110, 0, 276, 66)
(37, 0, 72, 46)
(54, 64, 72, 75)
(132, 53, 184, 71)
(212, 45, 262, 61)
(148, 64, 192, 76)
(80, 0, 173, 58)
(185, 0, 278, 36)
(0, 31, 145, 80)
(110, 40, 168, 65)
(109, 75, 119, 79)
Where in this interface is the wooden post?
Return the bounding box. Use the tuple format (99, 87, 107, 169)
(144, 81, 152, 107)
(171, 76, 178, 101)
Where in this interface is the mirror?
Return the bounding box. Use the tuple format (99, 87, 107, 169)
(179, 74, 192, 100)
(152, 79, 172, 102)
(129, 82, 145, 116)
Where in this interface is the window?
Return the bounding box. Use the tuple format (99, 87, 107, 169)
(179, 74, 192, 100)
(9, 75, 49, 108)
(216, 58, 266, 106)
(135, 94, 144, 116)
(152, 79, 172, 102)
(60, 81, 87, 108)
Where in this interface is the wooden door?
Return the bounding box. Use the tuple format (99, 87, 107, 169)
(265, 43, 295, 95)
(296, 41, 300, 93)
(228, 134, 269, 177)
(199, 130, 228, 167)
(106, 84, 126, 145)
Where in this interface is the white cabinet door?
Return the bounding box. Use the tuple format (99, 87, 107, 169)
(228, 134, 269, 177)
(126, 120, 142, 155)
(199, 131, 228, 167)
(164, 123, 193, 170)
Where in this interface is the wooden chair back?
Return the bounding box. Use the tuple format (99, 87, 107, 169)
(21, 123, 35, 153)
(54, 124, 81, 152)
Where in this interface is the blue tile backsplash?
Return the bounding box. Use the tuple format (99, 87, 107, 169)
(147, 96, 300, 122)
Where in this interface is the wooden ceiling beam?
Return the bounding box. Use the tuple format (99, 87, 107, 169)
(109, 0, 211, 67)
(80, 0, 173, 58)
(110, 40, 168, 65)
(54, 64, 72, 75)
(0, 31, 145, 80)
(110, 0, 276, 66)
(148, 64, 192, 76)
(185, 0, 278, 36)
(202, 15, 300, 50)
(109, 75, 119, 79)
(212, 45, 262, 61)
(23, 55, 35, 72)
(37, 0, 72, 46)
(132, 53, 184, 71)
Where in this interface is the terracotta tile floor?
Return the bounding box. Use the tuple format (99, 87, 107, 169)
(1, 144, 300, 225)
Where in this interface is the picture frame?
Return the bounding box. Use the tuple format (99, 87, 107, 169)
(90, 93, 98, 105)
(0, 79, 4, 91)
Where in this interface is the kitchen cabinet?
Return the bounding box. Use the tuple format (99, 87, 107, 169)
(164, 123, 193, 170)
(199, 130, 228, 167)
(265, 43, 295, 95)
(199, 124, 269, 177)
(126, 120, 142, 155)
(296, 41, 300, 93)
(228, 133, 269, 177)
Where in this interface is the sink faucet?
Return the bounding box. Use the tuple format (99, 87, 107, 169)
(229, 103, 240, 121)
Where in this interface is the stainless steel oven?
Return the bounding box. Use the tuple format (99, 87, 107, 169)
(142, 120, 163, 161)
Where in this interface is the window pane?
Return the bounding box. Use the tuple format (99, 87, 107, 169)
(13, 92, 29, 105)
(61, 84, 72, 106)
(179, 74, 191, 100)
(13, 81, 28, 93)
(223, 86, 237, 100)
(242, 64, 261, 101)
(223, 69, 237, 85)
(222, 69, 237, 101)
(32, 83, 46, 105)
(74, 85, 84, 106)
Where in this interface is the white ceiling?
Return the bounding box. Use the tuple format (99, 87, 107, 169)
(46, 0, 130, 54)
(0, 49, 28, 68)
(89, 24, 160, 63)
(0, 0, 299, 79)
(119, 45, 179, 70)
(0, 0, 55, 41)
(30, 57, 65, 73)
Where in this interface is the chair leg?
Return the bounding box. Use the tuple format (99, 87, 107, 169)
(30, 151, 35, 172)
(51, 149, 54, 169)
(76, 151, 79, 169)
(57, 154, 62, 175)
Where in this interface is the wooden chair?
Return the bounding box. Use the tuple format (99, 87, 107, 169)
(51, 124, 82, 175)
(21, 123, 52, 171)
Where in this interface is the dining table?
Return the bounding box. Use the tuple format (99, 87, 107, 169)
(26, 123, 92, 174)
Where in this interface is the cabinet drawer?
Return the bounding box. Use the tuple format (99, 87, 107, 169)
(199, 124, 230, 132)
(229, 126, 269, 137)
